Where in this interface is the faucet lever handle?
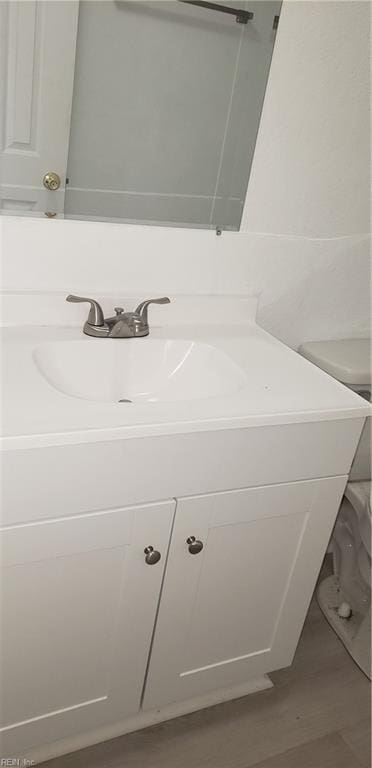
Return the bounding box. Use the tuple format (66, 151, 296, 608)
(66, 294, 105, 327)
(135, 297, 170, 325)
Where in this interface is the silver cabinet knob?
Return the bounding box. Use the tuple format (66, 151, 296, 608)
(43, 171, 61, 191)
(144, 546, 161, 565)
(186, 536, 204, 555)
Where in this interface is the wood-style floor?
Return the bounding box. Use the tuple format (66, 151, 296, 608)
(43, 599, 371, 768)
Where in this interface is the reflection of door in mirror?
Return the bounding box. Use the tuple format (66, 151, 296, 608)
(0, 1, 78, 217)
(0, 0, 281, 230)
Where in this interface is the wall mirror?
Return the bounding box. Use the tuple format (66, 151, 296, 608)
(0, 0, 281, 230)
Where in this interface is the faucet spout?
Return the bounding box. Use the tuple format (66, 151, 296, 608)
(108, 318, 133, 338)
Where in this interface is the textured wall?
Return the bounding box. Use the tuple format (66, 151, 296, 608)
(242, 0, 370, 237)
(1, 217, 370, 349)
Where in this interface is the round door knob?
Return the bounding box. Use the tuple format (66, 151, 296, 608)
(144, 546, 161, 565)
(186, 536, 204, 555)
(43, 171, 61, 191)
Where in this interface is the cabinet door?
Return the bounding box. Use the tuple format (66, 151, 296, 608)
(143, 477, 346, 709)
(0, 500, 175, 755)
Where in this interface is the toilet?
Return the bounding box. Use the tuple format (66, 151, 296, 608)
(300, 339, 371, 678)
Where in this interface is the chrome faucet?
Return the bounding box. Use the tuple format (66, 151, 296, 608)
(66, 295, 170, 338)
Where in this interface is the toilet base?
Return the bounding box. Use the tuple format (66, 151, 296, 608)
(317, 575, 371, 680)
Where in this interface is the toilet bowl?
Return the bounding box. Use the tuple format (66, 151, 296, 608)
(300, 339, 371, 679)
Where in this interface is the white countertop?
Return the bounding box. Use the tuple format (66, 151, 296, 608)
(1, 320, 370, 450)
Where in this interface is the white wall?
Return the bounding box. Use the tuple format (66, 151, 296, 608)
(242, 0, 370, 237)
(1, 218, 369, 349)
(1, 0, 370, 349)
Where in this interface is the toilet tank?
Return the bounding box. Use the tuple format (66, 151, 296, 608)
(299, 339, 371, 481)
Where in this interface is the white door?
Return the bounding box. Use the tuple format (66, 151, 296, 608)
(0, 499, 175, 755)
(143, 477, 346, 709)
(0, 1, 78, 217)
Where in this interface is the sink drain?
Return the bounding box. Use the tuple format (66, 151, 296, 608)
(118, 398, 132, 403)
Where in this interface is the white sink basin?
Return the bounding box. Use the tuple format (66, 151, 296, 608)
(33, 338, 247, 403)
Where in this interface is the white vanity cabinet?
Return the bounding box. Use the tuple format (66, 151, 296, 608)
(1, 474, 348, 761)
(144, 476, 346, 709)
(0, 500, 175, 754)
